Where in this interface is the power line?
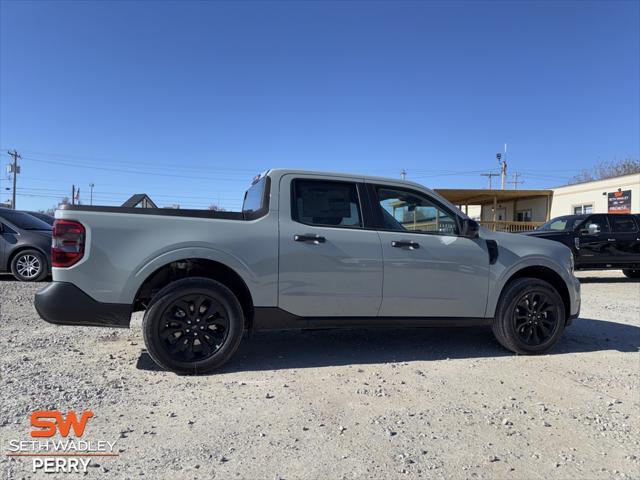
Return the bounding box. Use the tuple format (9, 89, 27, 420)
(2, 148, 261, 174)
(19, 155, 251, 183)
(480, 172, 500, 189)
(507, 172, 524, 189)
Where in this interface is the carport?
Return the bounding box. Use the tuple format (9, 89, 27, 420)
(434, 188, 554, 232)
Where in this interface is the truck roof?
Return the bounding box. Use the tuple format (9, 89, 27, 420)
(265, 168, 429, 191)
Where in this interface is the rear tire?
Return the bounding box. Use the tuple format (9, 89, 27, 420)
(622, 269, 640, 279)
(10, 249, 48, 282)
(142, 277, 244, 374)
(492, 277, 566, 355)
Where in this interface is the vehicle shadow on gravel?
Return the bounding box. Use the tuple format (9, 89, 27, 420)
(0, 274, 51, 282)
(136, 317, 640, 373)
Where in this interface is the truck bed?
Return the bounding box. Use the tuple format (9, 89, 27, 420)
(59, 204, 246, 220)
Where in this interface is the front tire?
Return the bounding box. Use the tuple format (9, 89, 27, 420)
(622, 269, 640, 279)
(10, 249, 48, 282)
(142, 277, 245, 374)
(492, 278, 566, 355)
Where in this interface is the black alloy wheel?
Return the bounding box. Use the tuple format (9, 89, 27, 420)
(512, 290, 560, 346)
(492, 277, 566, 355)
(142, 277, 245, 374)
(159, 294, 229, 362)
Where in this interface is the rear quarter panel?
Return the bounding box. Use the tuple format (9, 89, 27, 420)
(53, 209, 279, 306)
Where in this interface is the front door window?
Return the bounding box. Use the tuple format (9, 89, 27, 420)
(376, 187, 458, 235)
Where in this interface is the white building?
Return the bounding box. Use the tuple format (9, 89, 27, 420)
(549, 173, 639, 217)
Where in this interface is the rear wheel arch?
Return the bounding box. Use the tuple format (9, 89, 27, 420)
(133, 258, 254, 328)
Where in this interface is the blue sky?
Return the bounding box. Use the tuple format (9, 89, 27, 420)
(1, 0, 638, 211)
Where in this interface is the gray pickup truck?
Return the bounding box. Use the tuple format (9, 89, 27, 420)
(35, 169, 580, 374)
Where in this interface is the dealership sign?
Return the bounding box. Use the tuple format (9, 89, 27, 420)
(608, 190, 632, 214)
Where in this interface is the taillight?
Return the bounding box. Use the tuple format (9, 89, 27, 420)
(52, 219, 85, 267)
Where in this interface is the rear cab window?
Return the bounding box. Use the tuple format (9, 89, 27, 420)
(291, 180, 362, 228)
(242, 175, 269, 217)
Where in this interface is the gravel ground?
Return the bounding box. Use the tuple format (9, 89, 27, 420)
(1, 270, 639, 479)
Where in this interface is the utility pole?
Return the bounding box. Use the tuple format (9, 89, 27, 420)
(7, 149, 21, 209)
(89, 183, 95, 205)
(71, 185, 75, 206)
(508, 172, 524, 190)
(400, 169, 407, 181)
(497, 144, 507, 190)
(480, 172, 500, 189)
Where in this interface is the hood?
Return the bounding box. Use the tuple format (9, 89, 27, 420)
(521, 230, 570, 238)
(480, 228, 573, 260)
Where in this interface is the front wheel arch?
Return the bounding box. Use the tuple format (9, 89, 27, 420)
(492, 277, 566, 354)
(496, 266, 571, 321)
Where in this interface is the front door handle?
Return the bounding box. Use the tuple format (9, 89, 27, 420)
(391, 240, 420, 249)
(294, 234, 326, 243)
(607, 238, 616, 242)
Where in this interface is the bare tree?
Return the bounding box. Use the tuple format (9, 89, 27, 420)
(208, 203, 227, 212)
(569, 158, 639, 184)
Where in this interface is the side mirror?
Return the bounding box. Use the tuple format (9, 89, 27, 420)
(461, 219, 480, 239)
(580, 223, 600, 235)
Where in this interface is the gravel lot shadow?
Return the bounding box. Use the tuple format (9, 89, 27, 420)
(136, 317, 640, 373)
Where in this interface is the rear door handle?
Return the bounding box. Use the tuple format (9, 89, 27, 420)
(607, 238, 616, 242)
(294, 234, 326, 243)
(391, 240, 420, 249)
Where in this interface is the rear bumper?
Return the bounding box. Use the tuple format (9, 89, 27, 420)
(35, 282, 131, 328)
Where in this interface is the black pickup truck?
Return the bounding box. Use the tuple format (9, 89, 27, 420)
(524, 213, 640, 278)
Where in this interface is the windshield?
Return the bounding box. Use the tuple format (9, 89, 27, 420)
(242, 176, 267, 213)
(0, 210, 52, 230)
(536, 216, 580, 232)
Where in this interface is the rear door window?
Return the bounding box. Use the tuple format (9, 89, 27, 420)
(292, 180, 362, 228)
(609, 215, 638, 233)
